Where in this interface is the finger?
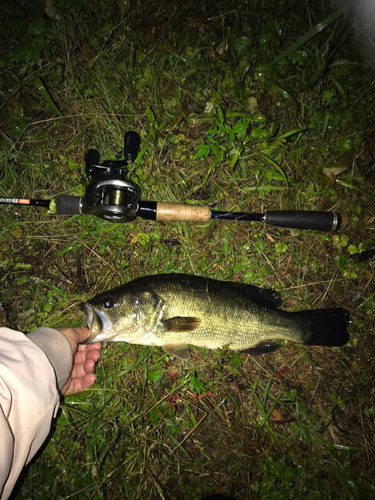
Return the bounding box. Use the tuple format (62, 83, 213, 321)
(73, 326, 92, 344)
(69, 358, 97, 379)
(63, 373, 97, 395)
(72, 350, 90, 365)
(72, 348, 101, 365)
(86, 349, 101, 362)
(80, 373, 97, 390)
(73, 351, 100, 367)
(76, 342, 102, 352)
(82, 358, 97, 374)
(72, 373, 96, 393)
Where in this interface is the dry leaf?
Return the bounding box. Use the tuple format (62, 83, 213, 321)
(45, 0, 58, 18)
(166, 367, 179, 378)
(322, 166, 349, 186)
(249, 96, 258, 111)
(11, 229, 23, 239)
(271, 409, 284, 422)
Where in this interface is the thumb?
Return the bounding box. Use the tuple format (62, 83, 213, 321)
(56, 327, 91, 354)
(73, 326, 91, 344)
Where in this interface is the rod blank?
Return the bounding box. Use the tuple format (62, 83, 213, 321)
(0, 197, 50, 208)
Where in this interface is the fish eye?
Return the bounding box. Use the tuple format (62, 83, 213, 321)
(103, 297, 114, 309)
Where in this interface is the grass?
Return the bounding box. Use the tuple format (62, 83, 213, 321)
(1, 0, 375, 498)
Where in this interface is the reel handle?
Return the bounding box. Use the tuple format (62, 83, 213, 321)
(124, 131, 141, 161)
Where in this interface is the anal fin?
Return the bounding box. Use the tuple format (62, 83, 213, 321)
(242, 341, 281, 356)
(163, 344, 191, 361)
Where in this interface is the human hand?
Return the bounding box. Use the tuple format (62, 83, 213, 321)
(56, 327, 101, 395)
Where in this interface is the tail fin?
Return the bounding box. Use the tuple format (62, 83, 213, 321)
(297, 308, 350, 347)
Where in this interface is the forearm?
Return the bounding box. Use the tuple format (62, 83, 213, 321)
(27, 327, 73, 390)
(0, 326, 71, 499)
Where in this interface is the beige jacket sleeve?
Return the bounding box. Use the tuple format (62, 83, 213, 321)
(0, 327, 73, 499)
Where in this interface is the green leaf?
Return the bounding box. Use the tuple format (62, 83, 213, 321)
(275, 242, 288, 254)
(217, 107, 225, 123)
(147, 364, 165, 382)
(196, 144, 212, 158)
(146, 106, 156, 123)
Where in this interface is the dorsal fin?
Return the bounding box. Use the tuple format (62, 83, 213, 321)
(225, 282, 282, 308)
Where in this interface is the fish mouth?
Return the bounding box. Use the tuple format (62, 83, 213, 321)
(81, 302, 113, 342)
(81, 302, 94, 330)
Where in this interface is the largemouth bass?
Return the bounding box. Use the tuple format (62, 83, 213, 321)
(82, 274, 349, 360)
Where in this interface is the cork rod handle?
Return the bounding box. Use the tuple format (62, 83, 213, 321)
(156, 202, 211, 222)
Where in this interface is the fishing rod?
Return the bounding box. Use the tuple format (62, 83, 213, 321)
(0, 131, 341, 232)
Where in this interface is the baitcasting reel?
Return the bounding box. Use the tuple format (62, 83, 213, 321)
(83, 131, 141, 223)
(53, 131, 142, 223)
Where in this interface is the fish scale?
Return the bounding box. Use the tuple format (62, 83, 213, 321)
(150, 278, 301, 349)
(82, 273, 349, 360)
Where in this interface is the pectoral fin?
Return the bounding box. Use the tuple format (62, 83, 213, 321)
(242, 341, 281, 355)
(163, 344, 191, 361)
(162, 316, 201, 332)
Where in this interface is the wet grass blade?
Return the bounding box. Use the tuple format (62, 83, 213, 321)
(257, 151, 289, 187)
(273, 7, 346, 64)
(34, 75, 63, 117)
(264, 77, 299, 113)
